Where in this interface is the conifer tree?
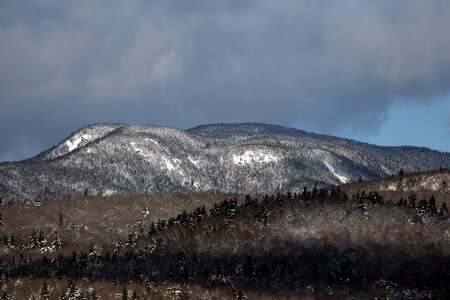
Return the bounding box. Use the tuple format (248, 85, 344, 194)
(40, 281, 50, 300)
(286, 266, 299, 282)
(131, 291, 138, 300)
(242, 256, 256, 281)
(408, 194, 417, 208)
(88, 242, 99, 257)
(121, 286, 128, 300)
(51, 230, 61, 250)
(58, 213, 64, 227)
(60, 280, 81, 300)
(440, 202, 449, 219)
(37, 229, 47, 248)
(442, 179, 448, 193)
(0, 274, 8, 300)
(29, 228, 38, 248)
(428, 195, 437, 214)
(149, 222, 157, 234)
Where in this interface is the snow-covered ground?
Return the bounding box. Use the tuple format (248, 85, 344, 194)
(232, 150, 280, 165)
(324, 161, 349, 184)
(66, 134, 92, 152)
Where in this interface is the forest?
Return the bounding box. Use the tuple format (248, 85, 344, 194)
(0, 185, 448, 299)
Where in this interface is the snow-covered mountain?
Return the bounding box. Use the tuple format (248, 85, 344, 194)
(1, 123, 449, 201)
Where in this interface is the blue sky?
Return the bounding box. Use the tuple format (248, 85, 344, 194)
(340, 96, 450, 152)
(1, 1, 450, 161)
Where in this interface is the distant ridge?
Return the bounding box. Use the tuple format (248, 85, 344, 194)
(1, 123, 449, 201)
(341, 168, 450, 194)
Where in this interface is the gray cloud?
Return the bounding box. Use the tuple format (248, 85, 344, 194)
(2, 0, 450, 160)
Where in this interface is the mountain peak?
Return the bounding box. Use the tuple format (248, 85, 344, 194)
(32, 124, 124, 161)
(188, 122, 308, 136)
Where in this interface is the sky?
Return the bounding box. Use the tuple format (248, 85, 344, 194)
(1, 0, 450, 162)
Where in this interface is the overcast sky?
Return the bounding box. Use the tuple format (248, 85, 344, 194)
(1, 0, 450, 161)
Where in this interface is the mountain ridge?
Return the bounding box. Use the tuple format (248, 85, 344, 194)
(1, 123, 449, 201)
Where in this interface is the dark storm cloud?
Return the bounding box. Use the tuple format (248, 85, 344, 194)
(2, 0, 450, 160)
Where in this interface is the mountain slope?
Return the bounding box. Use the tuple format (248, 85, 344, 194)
(1, 123, 449, 201)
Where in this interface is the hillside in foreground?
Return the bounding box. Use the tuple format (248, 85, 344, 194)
(0, 187, 448, 299)
(340, 168, 450, 204)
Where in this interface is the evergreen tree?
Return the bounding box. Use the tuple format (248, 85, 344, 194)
(37, 230, 46, 247)
(40, 281, 51, 300)
(312, 186, 318, 198)
(125, 231, 137, 248)
(442, 179, 448, 193)
(121, 286, 128, 300)
(149, 222, 157, 234)
(408, 194, 417, 208)
(242, 256, 256, 281)
(286, 266, 299, 282)
(237, 291, 246, 299)
(58, 213, 64, 227)
(88, 242, 99, 257)
(202, 268, 209, 281)
(428, 195, 437, 214)
(319, 188, 328, 199)
(29, 228, 38, 248)
(0, 274, 8, 300)
(302, 187, 308, 200)
(131, 291, 138, 300)
(60, 280, 81, 300)
(256, 263, 269, 279)
(51, 229, 61, 249)
(440, 203, 449, 219)
(243, 195, 253, 206)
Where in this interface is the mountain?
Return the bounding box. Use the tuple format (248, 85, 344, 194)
(1, 123, 449, 201)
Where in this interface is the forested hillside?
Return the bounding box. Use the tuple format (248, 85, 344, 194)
(1, 123, 450, 201)
(0, 188, 448, 299)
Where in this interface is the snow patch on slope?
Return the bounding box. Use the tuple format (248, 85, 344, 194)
(232, 150, 279, 165)
(102, 189, 116, 196)
(386, 183, 397, 191)
(161, 157, 181, 172)
(129, 141, 184, 175)
(188, 156, 200, 166)
(163, 157, 175, 170)
(380, 164, 393, 175)
(147, 138, 159, 146)
(130, 142, 142, 153)
(66, 134, 93, 152)
(324, 161, 349, 183)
